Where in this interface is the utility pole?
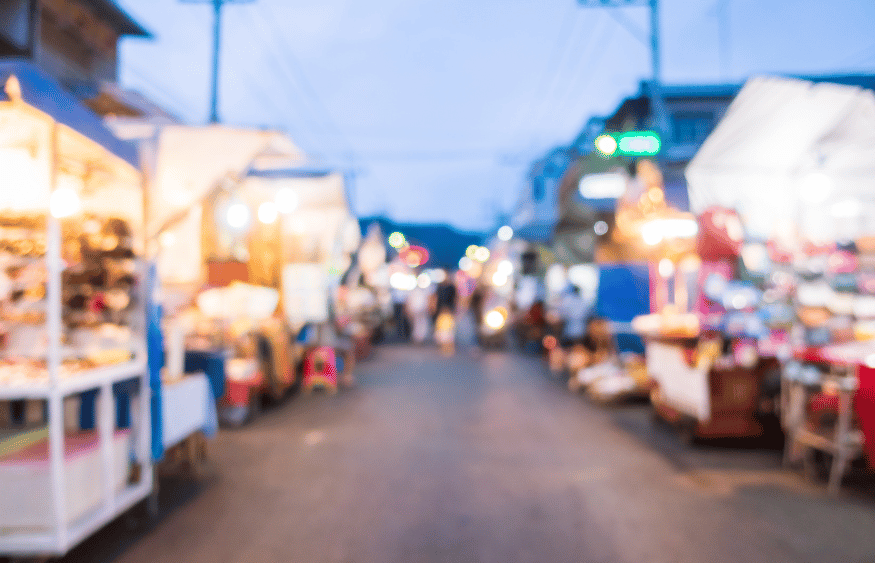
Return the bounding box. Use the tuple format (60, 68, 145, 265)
(181, 0, 255, 123)
(577, 0, 670, 153)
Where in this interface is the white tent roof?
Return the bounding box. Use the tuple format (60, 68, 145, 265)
(107, 121, 303, 239)
(686, 76, 875, 243)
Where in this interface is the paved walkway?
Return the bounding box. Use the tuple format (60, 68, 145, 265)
(61, 343, 875, 563)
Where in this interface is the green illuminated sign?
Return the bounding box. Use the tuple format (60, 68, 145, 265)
(595, 131, 661, 156)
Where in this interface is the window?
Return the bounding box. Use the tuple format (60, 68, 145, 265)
(671, 112, 714, 145)
(533, 177, 545, 201)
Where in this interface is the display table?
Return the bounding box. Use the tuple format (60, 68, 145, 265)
(161, 373, 218, 450)
(642, 334, 774, 439)
(788, 342, 874, 469)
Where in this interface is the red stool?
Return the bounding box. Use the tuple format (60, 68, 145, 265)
(302, 346, 338, 393)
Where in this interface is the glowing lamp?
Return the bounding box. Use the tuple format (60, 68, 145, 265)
(258, 201, 278, 224)
(492, 272, 508, 287)
(497, 225, 513, 241)
(485, 310, 506, 330)
(226, 201, 251, 230)
(388, 232, 406, 249)
(275, 187, 298, 214)
(49, 187, 81, 218)
(595, 134, 618, 156)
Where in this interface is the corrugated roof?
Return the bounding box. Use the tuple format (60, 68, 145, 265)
(77, 0, 151, 37)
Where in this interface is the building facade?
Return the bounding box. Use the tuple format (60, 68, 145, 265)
(0, 0, 156, 118)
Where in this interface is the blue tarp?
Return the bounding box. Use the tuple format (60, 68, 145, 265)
(595, 263, 650, 354)
(246, 167, 334, 179)
(0, 59, 139, 167)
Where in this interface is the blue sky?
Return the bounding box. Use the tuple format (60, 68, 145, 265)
(117, 0, 875, 231)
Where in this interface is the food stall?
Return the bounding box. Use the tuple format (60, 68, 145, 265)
(632, 206, 785, 440)
(686, 76, 875, 484)
(108, 123, 288, 429)
(0, 61, 152, 558)
(109, 123, 359, 424)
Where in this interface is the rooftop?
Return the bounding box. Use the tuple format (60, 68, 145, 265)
(78, 0, 151, 38)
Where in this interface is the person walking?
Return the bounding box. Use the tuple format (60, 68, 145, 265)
(391, 284, 410, 341)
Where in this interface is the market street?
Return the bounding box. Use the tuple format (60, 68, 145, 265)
(60, 341, 875, 563)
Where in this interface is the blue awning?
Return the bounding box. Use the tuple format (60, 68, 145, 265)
(0, 59, 139, 167)
(246, 167, 335, 179)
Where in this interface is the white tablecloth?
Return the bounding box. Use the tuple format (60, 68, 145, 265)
(161, 372, 218, 450)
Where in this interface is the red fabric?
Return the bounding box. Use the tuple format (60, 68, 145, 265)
(793, 346, 830, 364)
(0, 430, 130, 466)
(223, 371, 264, 407)
(808, 392, 840, 413)
(856, 365, 875, 468)
(696, 207, 743, 261)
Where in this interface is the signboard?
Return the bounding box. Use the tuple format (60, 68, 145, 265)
(595, 131, 661, 157)
(578, 173, 626, 199)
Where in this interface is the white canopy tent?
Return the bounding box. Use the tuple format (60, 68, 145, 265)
(109, 121, 359, 286)
(108, 122, 305, 284)
(686, 76, 875, 245)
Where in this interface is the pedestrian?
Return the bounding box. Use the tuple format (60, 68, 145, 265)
(391, 284, 410, 341)
(406, 282, 432, 344)
(433, 271, 457, 323)
(558, 284, 590, 348)
(429, 271, 457, 354)
(434, 307, 456, 356)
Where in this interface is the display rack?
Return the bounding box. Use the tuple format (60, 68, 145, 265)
(0, 221, 152, 557)
(0, 63, 152, 558)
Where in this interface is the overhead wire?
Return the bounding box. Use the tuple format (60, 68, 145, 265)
(547, 13, 622, 130)
(522, 11, 601, 145)
(247, 2, 365, 212)
(252, 2, 358, 162)
(235, 6, 328, 152)
(123, 65, 202, 120)
(504, 3, 583, 148)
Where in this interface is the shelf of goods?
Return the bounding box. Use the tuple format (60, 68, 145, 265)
(0, 212, 152, 556)
(0, 62, 151, 557)
(779, 243, 875, 492)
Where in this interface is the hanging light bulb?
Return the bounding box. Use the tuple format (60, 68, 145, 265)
(258, 201, 278, 224)
(226, 200, 251, 230)
(275, 187, 298, 214)
(49, 187, 81, 218)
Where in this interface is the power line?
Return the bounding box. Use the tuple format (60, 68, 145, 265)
(253, 2, 357, 161)
(235, 7, 326, 150)
(123, 65, 201, 119)
(504, 3, 582, 146)
(545, 13, 615, 130)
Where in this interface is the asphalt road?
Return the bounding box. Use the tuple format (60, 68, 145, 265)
(58, 341, 875, 563)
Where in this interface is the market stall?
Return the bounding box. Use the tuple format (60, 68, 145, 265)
(110, 123, 352, 425)
(686, 76, 875, 481)
(632, 207, 784, 439)
(0, 61, 151, 557)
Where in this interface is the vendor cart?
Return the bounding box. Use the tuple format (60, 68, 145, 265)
(0, 62, 153, 558)
(0, 62, 218, 559)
